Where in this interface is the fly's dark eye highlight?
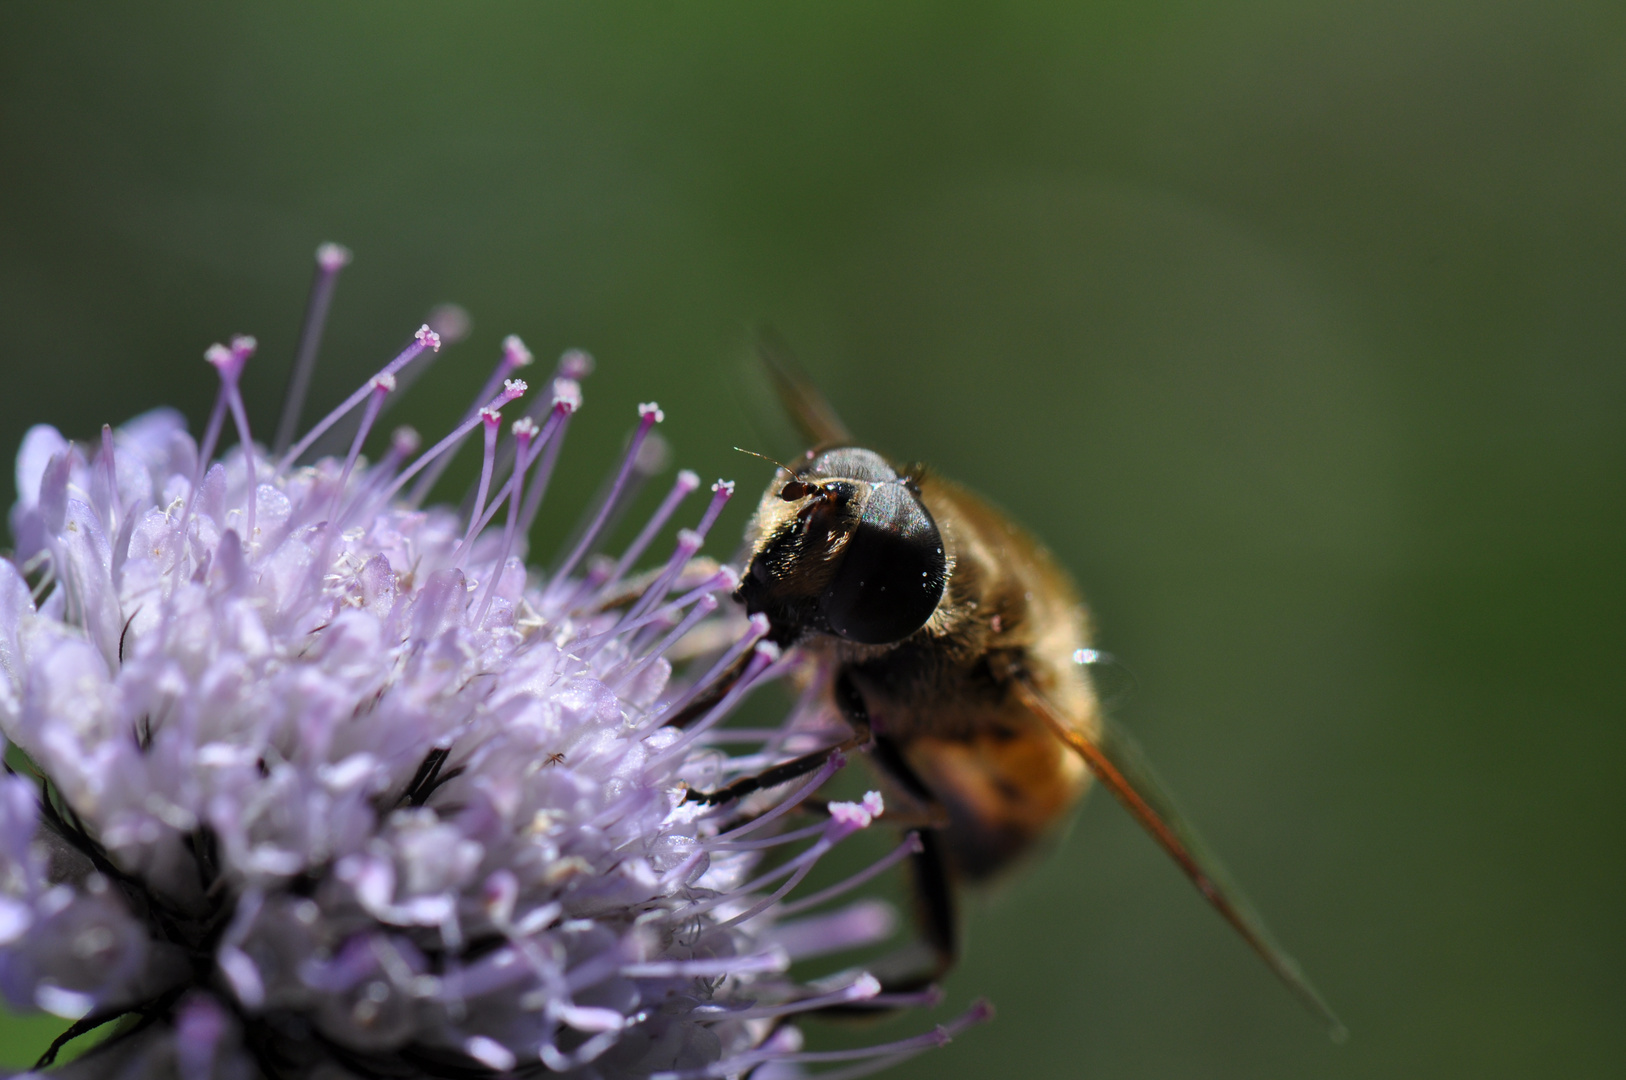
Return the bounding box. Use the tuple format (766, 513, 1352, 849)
(819, 482, 946, 644)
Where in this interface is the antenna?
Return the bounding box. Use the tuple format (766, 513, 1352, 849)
(733, 447, 819, 502)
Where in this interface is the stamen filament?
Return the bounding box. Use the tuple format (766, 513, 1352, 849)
(516, 381, 582, 536)
(777, 832, 924, 916)
(707, 819, 828, 852)
(645, 641, 780, 766)
(609, 594, 719, 691)
(648, 1000, 993, 1080)
(408, 334, 534, 506)
(279, 324, 440, 471)
(644, 611, 768, 731)
(474, 419, 541, 626)
(452, 409, 503, 570)
(695, 974, 880, 1022)
(273, 242, 351, 456)
(375, 380, 527, 506)
(223, 375, 257, 544)
(696, 479, 735, 537)
(601, 470, 700, 595)
(97, 424, 118, 535)
(553, 403, 662, 584)
(710, 755, 843, 844)
(575, 570, 729, 661)
(328, 375, 393, 526)
(462, 405, 565, 541)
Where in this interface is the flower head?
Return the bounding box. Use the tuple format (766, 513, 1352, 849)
(0, 248, 985, 1077)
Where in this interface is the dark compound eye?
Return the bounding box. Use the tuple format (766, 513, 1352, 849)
(819, 483, 946, 644)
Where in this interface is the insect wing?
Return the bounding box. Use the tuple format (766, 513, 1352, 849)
(1014, 679, 1347, 1039)
(756, 330, 854, 448)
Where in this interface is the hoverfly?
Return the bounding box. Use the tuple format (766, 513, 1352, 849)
(677, 341, 1342, 1035)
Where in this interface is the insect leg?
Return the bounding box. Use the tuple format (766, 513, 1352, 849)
(665, 647, 755, 730)
(682, 669, 874, 806)
(866, 734, 958, 988)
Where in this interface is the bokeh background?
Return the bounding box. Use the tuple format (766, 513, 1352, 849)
(2, 2, 1622, 1077)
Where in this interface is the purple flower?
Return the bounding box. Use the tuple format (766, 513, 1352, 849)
(0, 248, 986, 1078)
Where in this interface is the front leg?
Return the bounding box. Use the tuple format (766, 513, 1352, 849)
(683, 671, 876, 806)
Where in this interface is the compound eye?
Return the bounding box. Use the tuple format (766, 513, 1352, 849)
(820, 484, 946, 645)
(779, 480, 815, 501)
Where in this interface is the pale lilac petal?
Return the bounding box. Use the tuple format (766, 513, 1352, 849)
(0, 261, 963, 1080)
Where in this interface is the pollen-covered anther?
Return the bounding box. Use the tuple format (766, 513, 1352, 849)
(558, 347, 594, 380)
(426, 303, 471, 345)
(552, 378, 583, 414)
(0, 253, 964, 1080)
(203, 337, 254, 380)
(502, 334, 534, 370)
(829, 791, 885, 829)
(316, 241, 353, 271)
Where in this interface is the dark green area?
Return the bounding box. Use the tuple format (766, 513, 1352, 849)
(1, 1, 1621, 1075)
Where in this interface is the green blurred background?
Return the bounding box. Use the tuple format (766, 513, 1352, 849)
(2, 1, 1622, 1076)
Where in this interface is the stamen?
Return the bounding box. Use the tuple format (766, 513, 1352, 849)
(648, 1000, 993, 1080)
(441, 404, 568, 559)
(619, 480, 732, 628)
(710, 754, 843, 844)
(557, 348, 593, 380)
(573, 567, 730, 661)
(516, 380, 582, 537)
(426, 303, 472, 346)
(329, 374, 394, 525)
(645, 609, 766, 729)
(677, 856, 804, 931)
(388, 426, 421, 465)
(706, 818, 828, 852)
(186, 336, 257, 555)
(645, 636, 778, 760)
(220, 337, 259, 543)
(97, 424, 118, 535)
(696, 479, 735, 537)
(473, 417, 541, 626)
(453, 351, 589, 521)
(712, 797, 881, 929)
(375, 379, 526, 507)
(768, 900, 901, 961)
(608, 593, 718, 692)
(600, 469, 701, 596)
(195, 346, 235, 470)
(272, 242, 351, 457)
(451, 408, 504, 570)
(777, 832, 924, 916)
(695, 974, 881, 1022)
(623, 483, 731, 613)
(618, 951, 788, 980)
(279, 324, 441, 471)
(553, 403, 663, 585)
(408, 334, 537, 506)
(336, 426, 420, 526)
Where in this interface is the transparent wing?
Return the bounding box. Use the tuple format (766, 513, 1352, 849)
(1014, 678, 1347, 1040)
(1073, 647, 1139, 711)
(755, 329, 854, 448)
